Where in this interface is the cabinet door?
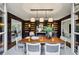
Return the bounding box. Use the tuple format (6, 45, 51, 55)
(0, 3, 5, 55)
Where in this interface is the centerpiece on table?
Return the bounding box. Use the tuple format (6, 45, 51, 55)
(43, 25, 54, 39)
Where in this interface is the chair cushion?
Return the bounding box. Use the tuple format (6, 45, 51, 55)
(46, 45, 59, 52)
(28, 45, 39, 52)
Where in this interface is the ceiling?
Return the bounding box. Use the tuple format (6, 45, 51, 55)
(7, 3, 72, 20)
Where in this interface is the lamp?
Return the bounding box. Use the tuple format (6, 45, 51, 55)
(48, 18, 53, 22)
(39, 18, 44, 22)
(30, 9, 54, 22)
(30, 18, 35, 22)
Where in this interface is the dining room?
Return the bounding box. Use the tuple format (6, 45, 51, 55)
(0, 3, 74, 55)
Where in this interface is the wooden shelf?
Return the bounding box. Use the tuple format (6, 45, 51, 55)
(23, 22, 36, 32)
(0, 32, 5, 35)
(74, 32, 79, 35)
(0, 7, 4, 13)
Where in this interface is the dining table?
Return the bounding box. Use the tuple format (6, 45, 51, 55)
(19, 36, 65, 54)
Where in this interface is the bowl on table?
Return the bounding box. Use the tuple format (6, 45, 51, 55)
(31, 36, 39, 40)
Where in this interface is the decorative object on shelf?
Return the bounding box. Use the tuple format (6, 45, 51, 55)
(28, 24, 31, 28)
(52, 24, 54, 27)
(37, 23, 44, 32)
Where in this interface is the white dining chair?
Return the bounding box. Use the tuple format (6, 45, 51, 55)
(16, 42, 25, 54)
(0, 44, 4, 54)
(15, 36, 25, 52)
(60, 37, 65, 49)
(45, 43, 60, 55)
(26, 43, 41, 55)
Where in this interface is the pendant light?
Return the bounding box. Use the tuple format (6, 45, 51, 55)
(48, 11, 53, 22)
(30, 11, 35, 22)
(48, 18, 53, 22)
(39, 18, 44, 22)
(30, 18, 35, 22)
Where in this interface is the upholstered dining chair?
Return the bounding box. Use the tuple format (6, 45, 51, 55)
(45, 43, 60, 55)
(26, 43, 41, 55)
(17, 42, 25, 52)
(60, 36, 65, 48)
(15, 37, 25, 54)
(0, 43, 4, 54)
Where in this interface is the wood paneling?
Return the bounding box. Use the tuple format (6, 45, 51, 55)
(59, 15, 71, 21)
(7, 12, 24, 49)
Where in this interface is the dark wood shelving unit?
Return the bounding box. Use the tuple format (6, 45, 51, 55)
(30, 22, 36, 32)
(47, 22, 53, 26)
(23, 20, 61, 37)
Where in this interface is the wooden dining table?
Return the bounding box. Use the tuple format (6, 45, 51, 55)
(19, 36, 65, 54)
(19, 36, 64, 44)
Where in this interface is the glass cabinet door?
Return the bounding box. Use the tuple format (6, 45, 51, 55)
(74, 14, 79, 54)
(0, 3, 4, 55)
(74, 3, 79, 54)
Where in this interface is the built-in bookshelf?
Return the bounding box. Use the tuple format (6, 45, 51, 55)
(23, 21, 36, 32)
(47, 21, 59, 33)
(24, 22, 30, 32)
(47, 22, 53, 26)
(53, 22, 58, 32)
(23, 20, 61, 37)
(30, 22, 36, 32)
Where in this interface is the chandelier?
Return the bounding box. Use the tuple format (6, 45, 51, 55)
(30, 9, 53, 22)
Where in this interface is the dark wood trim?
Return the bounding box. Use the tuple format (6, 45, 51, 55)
(75, 11, 79, 15)
(7, 12, 24, 22)
(7, 12, 24, 49)
(66, 41, 71, 48)
(58, 14, 71, 48)
(59, 15, 71, 21)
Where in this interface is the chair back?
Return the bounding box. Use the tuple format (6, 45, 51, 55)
(45, 43, 60, 55)
(16, 42, 25, 54)
(26, 43, 41, 55)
